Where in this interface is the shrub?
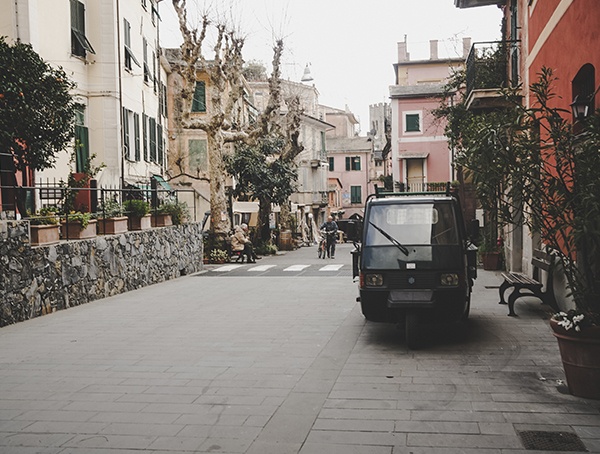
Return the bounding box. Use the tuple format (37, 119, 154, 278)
(157, 200, 189, 225)
(123, 199, 150, 218)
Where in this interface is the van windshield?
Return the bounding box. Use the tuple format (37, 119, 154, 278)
(365, 202, 458, 247)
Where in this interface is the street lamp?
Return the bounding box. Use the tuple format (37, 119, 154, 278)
(570, 95, 590, 121)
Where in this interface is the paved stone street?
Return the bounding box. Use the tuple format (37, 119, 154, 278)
(1, 243, 599, 453)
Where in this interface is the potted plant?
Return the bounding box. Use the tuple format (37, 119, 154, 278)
(478, 234, 502, 271)
(156, 200, 189, 226)
(61, 211, 96, 240)
(152, 203, 174, 228)
(97, 198, 128, 235)
(209, 248, 228, 264)
(123, 199, 151, 231)
(28, 206, 60, 246)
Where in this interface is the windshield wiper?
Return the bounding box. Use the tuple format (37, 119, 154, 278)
(368, 221, 409, 256)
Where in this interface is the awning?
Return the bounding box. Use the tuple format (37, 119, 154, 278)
(398, 152, 429, 159)
(152, 174, 172, 191)
(233, 201, 259, 213)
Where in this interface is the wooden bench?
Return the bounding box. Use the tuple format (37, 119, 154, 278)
(498, 248, 559, 316)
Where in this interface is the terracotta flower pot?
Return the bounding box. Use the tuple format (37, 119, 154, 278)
(151, 213, 172, 227)
(30, 224, 60, 246)
(128, 214, 151, 231)
(97, 216, 128, 235)
(550, 319, 600, 399)
(61, 219, 97, 240)
(481, 252, 501, 270)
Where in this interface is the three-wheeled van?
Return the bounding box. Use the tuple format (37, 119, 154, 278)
(352, 185, 478, 348)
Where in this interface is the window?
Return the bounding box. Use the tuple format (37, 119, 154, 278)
(328, 157, 334, 171)
(74, 108, 89, 172)
(149, 117, 157, 162)
(122, 108, 131, 160)
(143, 38, 151, 83)
(345, 156, 361, 171)
(70, 0, 95, 58)
(405, 113, 420, 132)
(320, 131, 326, 160)
(192, 81, 206, 112)
(123, 19, 140, 71)
(133, 113, 140, 161)
(350, 186, 362, 204)
(157, 124, 163, 165)
(142, 113, 148, 161)
(189, 139, 208, 171)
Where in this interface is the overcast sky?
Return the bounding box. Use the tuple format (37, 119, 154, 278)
(159, 0, 502, 133)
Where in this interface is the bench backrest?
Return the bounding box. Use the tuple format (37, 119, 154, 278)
(531, 248, 553, 281)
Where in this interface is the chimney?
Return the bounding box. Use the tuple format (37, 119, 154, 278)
(430, 40, 438, 60)
(463, 37, 472, 59)
(397, 35, 410, 62)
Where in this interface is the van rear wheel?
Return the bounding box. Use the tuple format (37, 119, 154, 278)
(405, 311, 420, 349)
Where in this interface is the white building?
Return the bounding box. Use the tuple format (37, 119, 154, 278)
(0, 0, 168, 189)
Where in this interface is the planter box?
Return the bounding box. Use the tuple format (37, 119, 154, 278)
(151, 213, 172, 227)
(97, 216, 128, 235)
(481, 252, 501, 270)
(128, 214, 151, 231)
(30, 224, 60, 246)
(61, 219, 97, 240)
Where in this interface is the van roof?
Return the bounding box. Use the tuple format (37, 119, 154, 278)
(368, 194, 455, 205)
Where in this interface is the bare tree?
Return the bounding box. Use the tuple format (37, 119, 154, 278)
(171, 0, 289, 240)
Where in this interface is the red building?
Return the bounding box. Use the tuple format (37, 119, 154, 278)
(456, 0, 599, 272)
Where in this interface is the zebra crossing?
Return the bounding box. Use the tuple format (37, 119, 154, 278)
(199, 262, 347, 277)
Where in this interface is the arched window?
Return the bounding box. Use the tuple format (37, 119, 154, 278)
(572, 64, 596, 121)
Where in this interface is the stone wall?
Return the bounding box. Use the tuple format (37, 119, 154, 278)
(0, 221, 204, 327)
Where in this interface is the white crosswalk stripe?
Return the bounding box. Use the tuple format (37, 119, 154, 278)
(283, 265, 311, 272)
(213, 264, 244, 272)
(319, 264, 344, 271)
(247, 265, 276, 272)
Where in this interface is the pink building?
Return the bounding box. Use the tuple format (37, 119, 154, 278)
(390, 37, 470, 191)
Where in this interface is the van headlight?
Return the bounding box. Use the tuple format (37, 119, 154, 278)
(440, 273, 459, 286)
(365, 273, 384, 286)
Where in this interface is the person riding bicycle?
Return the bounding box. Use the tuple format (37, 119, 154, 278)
(319, 216, 338, 259)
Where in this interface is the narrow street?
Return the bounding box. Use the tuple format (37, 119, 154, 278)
(0, 243, 599, 453)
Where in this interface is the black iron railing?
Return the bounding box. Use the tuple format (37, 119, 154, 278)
(0, 183, 198, 240)
(465, 40, 520, 99)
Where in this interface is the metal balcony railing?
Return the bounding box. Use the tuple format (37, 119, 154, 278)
(465, 40, 520, 100)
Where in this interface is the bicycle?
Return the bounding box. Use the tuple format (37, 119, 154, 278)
(317, 230, 327, 259)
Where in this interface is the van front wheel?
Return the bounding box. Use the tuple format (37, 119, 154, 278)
(405, 311, 420, 349)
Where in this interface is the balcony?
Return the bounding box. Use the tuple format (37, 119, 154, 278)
(311, 191, 328, 207)
(465, 41, 520, 111)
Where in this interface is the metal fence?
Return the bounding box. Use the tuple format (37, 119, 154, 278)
(0, 181, 198, 239)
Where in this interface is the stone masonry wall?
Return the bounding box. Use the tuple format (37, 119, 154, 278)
(0, 221, 204, 327)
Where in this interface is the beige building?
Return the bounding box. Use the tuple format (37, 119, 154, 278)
(0, 0, 169, 190)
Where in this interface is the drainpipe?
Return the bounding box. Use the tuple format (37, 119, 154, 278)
(116, 0, 125, 189)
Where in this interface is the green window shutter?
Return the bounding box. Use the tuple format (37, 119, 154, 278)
(122, 108, 130, 160)
(74, 124, 89, 173)
(351, 186, 362, 204)
(133, 113, 140, 161)
(149, 117, 157, 162)
(328, 157, 334, 171)
(157, 124, 163, 165)
(192, 81, 206, 112)
(70, 0, 94, 57)
(353, 157, 361, 171)
(405, 113, 420, 132)
(189, 139, 208, 171)
(345, 156, 351, 171)
(142, 114, 148, 161)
